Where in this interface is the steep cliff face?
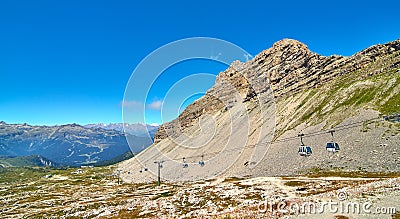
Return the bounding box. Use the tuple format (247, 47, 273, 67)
(153, 59, 270, 144)
(121, 39, 400, 183)
(255, 39, 400, 97)
(154, 39, 400, 143)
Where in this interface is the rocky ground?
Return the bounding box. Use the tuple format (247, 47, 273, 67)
(1, 166, 399, 218)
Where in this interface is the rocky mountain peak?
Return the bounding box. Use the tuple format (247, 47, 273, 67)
(255, 38, 314, 64)
(153, 39, 400, 144)
(271, 38, 310, 52)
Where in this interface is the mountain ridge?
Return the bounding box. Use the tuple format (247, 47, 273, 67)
(84, 122, 159, 138)
(120, 38, 400, 183)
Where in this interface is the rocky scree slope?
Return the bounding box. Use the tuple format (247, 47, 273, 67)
(121, 39, 400, 182)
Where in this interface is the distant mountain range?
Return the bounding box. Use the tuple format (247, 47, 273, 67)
(0, 122, 154, 166)
(84, 123, 159, 139)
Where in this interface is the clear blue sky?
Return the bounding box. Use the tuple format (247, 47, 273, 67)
(1, 0, 399, 125)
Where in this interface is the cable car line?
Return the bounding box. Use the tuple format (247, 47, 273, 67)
(151, 116, 384, 164)
(126, 115, 395, 185)
(129, 115, 390, 177)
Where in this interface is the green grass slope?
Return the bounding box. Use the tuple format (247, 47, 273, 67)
(275, 50, 400, 136)
(0, 155, 57, 167)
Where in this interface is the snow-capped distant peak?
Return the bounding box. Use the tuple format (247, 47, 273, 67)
(83, 122, 159, 137)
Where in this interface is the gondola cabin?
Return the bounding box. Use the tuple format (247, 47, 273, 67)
(182, 157, 188, 168)
(326, 142, 340, 152)
(298, 133, 312, 156)
(298, 146, 312, 156)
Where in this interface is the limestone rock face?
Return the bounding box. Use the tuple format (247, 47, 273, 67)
(154, 39, 400, 143)
(254, 38, 400, 96)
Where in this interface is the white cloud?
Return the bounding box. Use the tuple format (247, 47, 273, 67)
(121, 99, 163, 111)
(146, 100, 162, 110)
(120, 100, 142, 108)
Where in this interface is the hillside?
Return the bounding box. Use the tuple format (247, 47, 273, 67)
(0, 155, 57, 167)
(94, 151, 135, 167)
(120, 39, 400, 183)
(0, 122, 152, 166)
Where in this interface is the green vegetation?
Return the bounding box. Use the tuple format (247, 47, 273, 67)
(0, 155, 57, 167)
(381, 90, 400, 114)
(284, 180, 309, 187)
(0, 166, 115, 184)
(94, 151, 134, 166)
(0, 166, 51, 183)
(0, 165, 125, 217)
(222, 176, 244, 182)
(152, 191, 173, 200)
(285, 53, 400, 134)
(338, 87, 377, 108)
